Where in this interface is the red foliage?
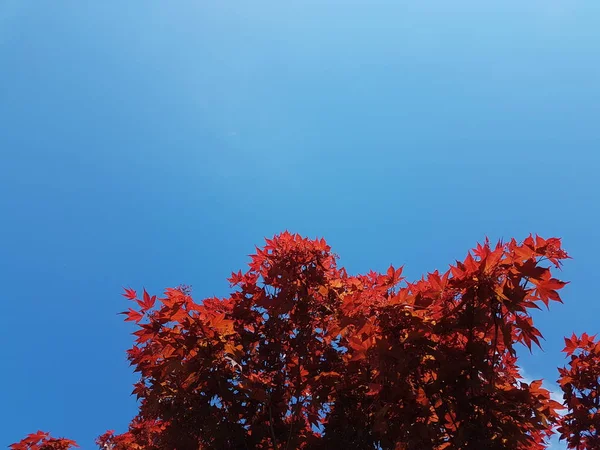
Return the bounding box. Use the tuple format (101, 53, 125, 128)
(9, 431, 78, 450)
(558, 333, 600, 449)
(12, 232, 599, 449)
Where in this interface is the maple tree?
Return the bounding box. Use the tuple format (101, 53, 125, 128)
(10, 232, 600, 449)
(558, 333, 600, 449)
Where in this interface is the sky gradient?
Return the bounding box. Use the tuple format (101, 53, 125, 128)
(1, 1, 599, 448)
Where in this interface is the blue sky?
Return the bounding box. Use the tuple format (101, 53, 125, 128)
(1, 1, 598, 448)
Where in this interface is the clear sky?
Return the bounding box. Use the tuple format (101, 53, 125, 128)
(1, 1, 598, 448)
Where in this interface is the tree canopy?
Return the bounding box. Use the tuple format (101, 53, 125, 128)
(11, 232, 600, 449)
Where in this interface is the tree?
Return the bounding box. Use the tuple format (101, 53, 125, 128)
(558, 333, 600, 449)
(10, 232, 600, 449)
